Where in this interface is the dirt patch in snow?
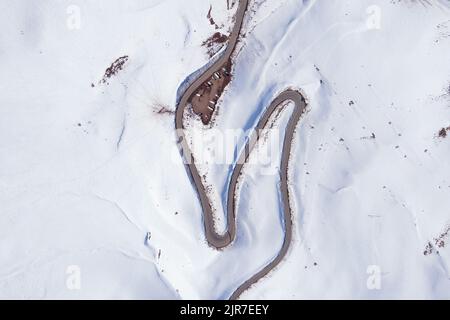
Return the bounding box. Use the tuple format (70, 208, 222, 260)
(100, 55, 129, 84)
(438, 126, 450, 138)
(207, 6, 219, 29)
(189, 62, 232, 125)
(203, 32, 228, 58)
(154, 105, 174, 115)
(424, 224, 450, 255)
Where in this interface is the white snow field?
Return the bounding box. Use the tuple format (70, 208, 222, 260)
(1, 0, 450, 299)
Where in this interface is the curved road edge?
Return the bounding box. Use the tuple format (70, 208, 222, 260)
(228, 90, 306, 299)
(174, 0, 308, 299)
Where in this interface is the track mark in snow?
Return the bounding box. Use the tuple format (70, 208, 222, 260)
(91, 193, 144, 232)
(257, 0, 317, 85)
(116, 119, 126, 150)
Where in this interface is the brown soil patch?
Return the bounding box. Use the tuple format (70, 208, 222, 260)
(438, 126, 450, 138)
(203, 32, 228, 58)
(424, 224, 450, 255)
(207, 6, 219, 29)
(189, 62, 232, 124)
(100, 56, 129, 84)
(155, 105, 174, 115)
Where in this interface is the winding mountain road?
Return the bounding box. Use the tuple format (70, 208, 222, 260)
(175, 0, 307, 299)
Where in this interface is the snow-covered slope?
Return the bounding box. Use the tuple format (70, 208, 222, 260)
(1, 0, 449, 299)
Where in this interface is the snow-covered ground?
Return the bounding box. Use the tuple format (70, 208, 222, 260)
(1, 0, 449, 299)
